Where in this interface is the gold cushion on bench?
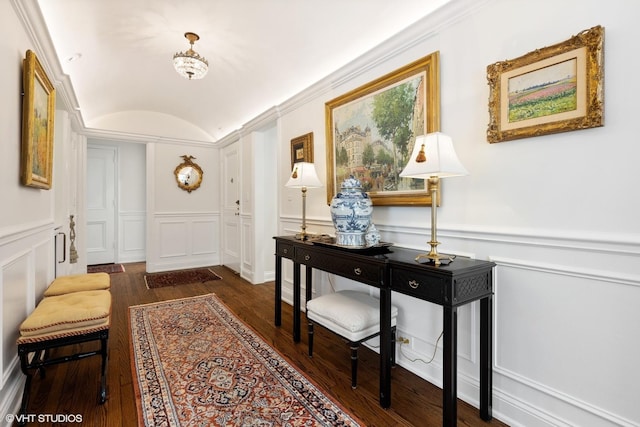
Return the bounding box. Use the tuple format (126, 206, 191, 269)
(43, 273, 110, 296)
(19, 290, 111, 338)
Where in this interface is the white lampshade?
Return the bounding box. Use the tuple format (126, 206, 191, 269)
(285, 162, 323, 188)
(400, 132, 468, 179)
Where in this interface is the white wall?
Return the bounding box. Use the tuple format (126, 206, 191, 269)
(239, 126, 279, 284)
(0, 1, 59, 419)
(276, 0, 640, 426)
(146, 142, 221, 272)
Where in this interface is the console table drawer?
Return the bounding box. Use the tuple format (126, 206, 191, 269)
(295, 248, 382, 285)
(276, 242, 294, 259)
(391, 267, 445, 304)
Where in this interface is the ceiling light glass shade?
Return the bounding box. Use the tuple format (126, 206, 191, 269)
(400, 132, 468, 179)
(173, 32, 208, 80)
(285, 162, 323, 189)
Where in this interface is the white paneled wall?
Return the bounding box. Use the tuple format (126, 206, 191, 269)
(0, 224, 54, 420)
(278, 218, 640, 426)
(147, 213, 220, 273)
(118, 211, 145, 263)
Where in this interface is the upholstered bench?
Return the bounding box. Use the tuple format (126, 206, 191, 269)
(306, 290, 398, 389)
(43, 272, 110, 296)
(16, 289, 111, 422)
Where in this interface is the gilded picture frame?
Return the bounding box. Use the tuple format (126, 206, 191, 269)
(487, 25, 604, 143)
(325, 52, 441, 206)
(21, 50, 56, 189)
(290, 132, 313, 169)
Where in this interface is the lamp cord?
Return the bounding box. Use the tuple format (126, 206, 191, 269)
(400, 330, 443, 364)
(325, 273, 442, 365)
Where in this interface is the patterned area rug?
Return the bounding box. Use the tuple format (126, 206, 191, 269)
(87, 263, 125, 274)
(144, 268, 222, 289)
(129, 294, 362, 426)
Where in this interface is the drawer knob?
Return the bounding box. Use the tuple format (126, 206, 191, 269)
(408, 280, 420, 289)
(283, 248, 288, 254)
(354, 267, 362, 275)
(305, 254, 311, 261)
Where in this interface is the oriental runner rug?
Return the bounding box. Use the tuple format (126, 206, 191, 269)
(87, 263, 125, 274)
(128, 294, 362, 426)
(144, 268, 222, 289)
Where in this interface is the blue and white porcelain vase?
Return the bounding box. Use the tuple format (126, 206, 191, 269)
(330, 176, 373, 246)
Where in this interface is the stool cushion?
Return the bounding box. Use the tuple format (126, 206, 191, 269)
(19, 290, 112, 338)
(306, 290, 397, 342)
(44, 273, 111, 296)
(17, 316, 110, 345)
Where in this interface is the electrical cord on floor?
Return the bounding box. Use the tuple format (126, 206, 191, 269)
(399, 331, 443, 364)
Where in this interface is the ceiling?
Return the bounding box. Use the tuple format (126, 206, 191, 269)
(36, 0, 450, 143)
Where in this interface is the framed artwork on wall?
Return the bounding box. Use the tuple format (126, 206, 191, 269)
(325, 52, 440, 206)
(487, 25, 604, 143)
(290, 132, 314, 169)
(21, 49, 56, 189)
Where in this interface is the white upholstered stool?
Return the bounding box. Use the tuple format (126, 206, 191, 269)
(306, 290, 398, 389)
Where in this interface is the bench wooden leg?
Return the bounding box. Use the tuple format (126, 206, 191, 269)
(99, 332, 108, 403)
(17, 329, 110, 417)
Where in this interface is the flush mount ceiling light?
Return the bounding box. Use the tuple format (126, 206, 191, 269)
(173, 32, 208, 80)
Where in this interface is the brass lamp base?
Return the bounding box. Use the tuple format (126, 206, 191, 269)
(414, 239, 455, 266)
(414, 252, 455, 266)
(294, 232, 315, 241)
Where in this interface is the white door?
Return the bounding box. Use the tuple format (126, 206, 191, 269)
(86, 146, 116, 265)
(222, 142, 241, 273)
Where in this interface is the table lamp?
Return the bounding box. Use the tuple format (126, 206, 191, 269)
(399, 132, 468, 266)
(285, 162, 323, 240)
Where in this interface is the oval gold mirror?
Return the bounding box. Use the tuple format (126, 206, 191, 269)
(174, 155, 203, 193)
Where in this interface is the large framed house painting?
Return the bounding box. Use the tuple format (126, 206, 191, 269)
(325, 52, 441, 206)
(21, 49, 56, 189)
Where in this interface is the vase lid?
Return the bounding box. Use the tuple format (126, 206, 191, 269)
(340, 175, 362, 189)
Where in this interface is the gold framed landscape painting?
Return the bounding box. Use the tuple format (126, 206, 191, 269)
(487, 25, 604, 143)
(21, 49, 56, 189)
(325, 51, 441, 206)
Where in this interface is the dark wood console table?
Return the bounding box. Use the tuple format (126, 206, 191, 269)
(274, 235, 495, 427)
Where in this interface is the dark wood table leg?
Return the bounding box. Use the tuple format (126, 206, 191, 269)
(443, 306, 458, 427)
(379, 287, 392, 408)
(293, 262, 301, 342)
(275, 255, 282, 326)
(480, 295, 493, 420)
(305, 266, 313, 304)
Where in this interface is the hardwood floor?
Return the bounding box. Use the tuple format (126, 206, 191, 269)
(21, 262, 508, 426)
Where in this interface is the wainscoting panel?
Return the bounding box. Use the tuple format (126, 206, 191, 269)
(241, 218, 254, 281)
(493, 258, 640, 427)
(119, 211, 145, 263)
(148, 212, 220, 273)
(86, 220, 107, 251)
(158, 221, 188, 258)
(192, 219, 219, 256)
(0, 223, 55, 419)
(278, 217, 640, 427)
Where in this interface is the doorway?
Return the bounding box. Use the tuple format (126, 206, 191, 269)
(86, 146, 116, 265)
(221, 142, 240, 273)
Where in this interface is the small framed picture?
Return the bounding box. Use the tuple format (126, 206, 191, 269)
(290, 132, 313, 169)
